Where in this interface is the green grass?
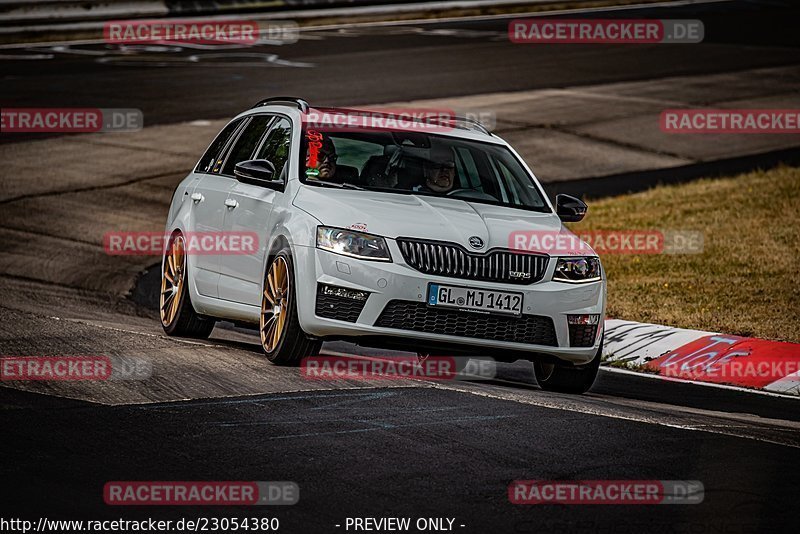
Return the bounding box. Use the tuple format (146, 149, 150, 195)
(569, 165, 800, 343)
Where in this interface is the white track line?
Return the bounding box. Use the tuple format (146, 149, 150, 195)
(428, 380, 800, 449)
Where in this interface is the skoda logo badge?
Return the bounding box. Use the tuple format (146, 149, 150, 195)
(468, 236, 484, 249)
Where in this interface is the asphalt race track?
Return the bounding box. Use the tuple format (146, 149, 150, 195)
(3, 379, 800, 532)
(1, 1, 800, 532)
(1, 1, 800, 128)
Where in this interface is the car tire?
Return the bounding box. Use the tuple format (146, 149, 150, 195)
(533, 335, 602, 394)
(160, 232, 216, 339)
(260, 248, 321, 366)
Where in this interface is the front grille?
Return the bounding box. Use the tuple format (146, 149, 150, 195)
(375, 300, 558, 346)
(396, 238, 548, 285)
(569, 324, 598, 348)
(315, 286, 367, 323)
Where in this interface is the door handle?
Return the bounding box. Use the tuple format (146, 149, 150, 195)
(190, 192, 204, 203)
(225, 198, 239, 209)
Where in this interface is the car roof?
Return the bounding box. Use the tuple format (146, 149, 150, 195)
(239, 98, 502, 144)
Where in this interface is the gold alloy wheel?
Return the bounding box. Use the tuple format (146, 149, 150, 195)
(260, 256, 290, 352)
(160, 235, 185, 326)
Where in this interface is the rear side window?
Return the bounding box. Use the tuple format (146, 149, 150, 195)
(221, 115, 274, 176)
(196, 118, 244, 174)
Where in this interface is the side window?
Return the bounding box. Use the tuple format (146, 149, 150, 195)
(221, 115, 274, 176)
(255, 117, 292, 180)
(196, 118, 244, 174)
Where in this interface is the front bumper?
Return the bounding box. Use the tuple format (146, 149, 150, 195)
(293, 243, 605, 365)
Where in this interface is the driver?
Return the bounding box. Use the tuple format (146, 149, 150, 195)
(415, 145, 456, 194)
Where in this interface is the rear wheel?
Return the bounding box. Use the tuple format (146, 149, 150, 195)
(533, 336, 602, 394)
(160, 233, 215, 338)
(260, 249, 321, 365)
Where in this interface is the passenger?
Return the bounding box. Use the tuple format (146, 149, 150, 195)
(306, 135, 338, 180)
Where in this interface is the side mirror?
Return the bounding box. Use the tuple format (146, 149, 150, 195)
(556, 194, 587, 223)
(234, 159, 281, 189)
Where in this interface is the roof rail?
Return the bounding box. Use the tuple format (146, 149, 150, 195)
(253, 97, 309, 113)
(419, 115, 491, 135)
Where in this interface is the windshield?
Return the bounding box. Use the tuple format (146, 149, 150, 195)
(299, 128, 550, 212)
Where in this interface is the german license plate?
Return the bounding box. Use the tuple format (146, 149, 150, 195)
(427, 283, 523, 316)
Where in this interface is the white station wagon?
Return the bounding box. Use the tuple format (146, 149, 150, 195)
(161, 97, 606, 393)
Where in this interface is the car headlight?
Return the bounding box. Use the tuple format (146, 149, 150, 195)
(553, 257, 602, 283)
(316, 226, 392, 262)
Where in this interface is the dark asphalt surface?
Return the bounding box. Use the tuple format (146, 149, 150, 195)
(1, 1, 800, 129)
(2, 1, 800, 532)
(2, 379, 799, 534)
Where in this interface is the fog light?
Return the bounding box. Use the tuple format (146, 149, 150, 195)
(319, 284, 369, 301)
(567, 314, 600, 325)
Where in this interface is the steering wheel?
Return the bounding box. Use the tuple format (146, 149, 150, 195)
(446, 188, 473, 197)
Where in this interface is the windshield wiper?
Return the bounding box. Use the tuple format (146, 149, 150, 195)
(340, 182, 365, 190)
(307, 180, 365, 190)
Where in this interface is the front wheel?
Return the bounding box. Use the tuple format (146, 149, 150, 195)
(533, 336, 602, 394)
(260, 249, 321, 365)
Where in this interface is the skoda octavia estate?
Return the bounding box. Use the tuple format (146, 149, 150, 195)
(161, 97, 606, 393)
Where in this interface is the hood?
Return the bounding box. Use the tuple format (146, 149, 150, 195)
(293, 187, 588, 254)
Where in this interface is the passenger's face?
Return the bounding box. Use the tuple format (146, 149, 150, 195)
(426, 160, 456, 193)
(306, 150, 337, 179)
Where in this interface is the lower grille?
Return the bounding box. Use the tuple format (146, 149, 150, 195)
(315, 286, 367, 323)
(375, 300, 557, 346)
(568, 324, 597, 348)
